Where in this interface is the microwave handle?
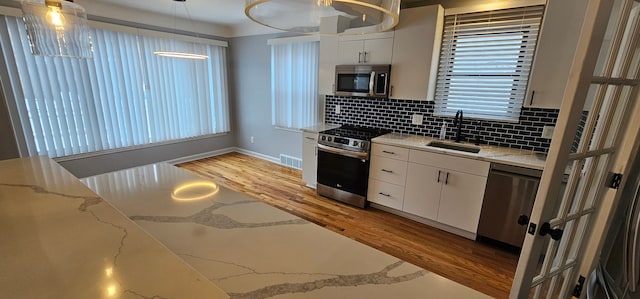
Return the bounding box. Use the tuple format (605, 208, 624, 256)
(369, 71, 376, 97)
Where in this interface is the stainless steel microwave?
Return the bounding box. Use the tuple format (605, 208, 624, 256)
(335, 64, 391, 98)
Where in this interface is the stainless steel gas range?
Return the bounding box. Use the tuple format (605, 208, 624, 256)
(316, 125, 390, 208)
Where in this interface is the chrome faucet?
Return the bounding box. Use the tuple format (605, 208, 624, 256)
(453, 110, 464, 143)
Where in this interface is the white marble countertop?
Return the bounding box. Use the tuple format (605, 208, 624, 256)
(300, 123, 340, 133)
(0, 157, 229, 299)
(374, 133, 546, 170)
(82, 162, 491, 299)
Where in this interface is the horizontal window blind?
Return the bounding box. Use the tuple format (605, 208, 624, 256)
(435, 5, 544, 121)
(271, 41, 319, 130)
(0, 15, 229, 158)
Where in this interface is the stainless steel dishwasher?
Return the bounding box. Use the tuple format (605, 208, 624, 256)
(477, 163, 542, 250)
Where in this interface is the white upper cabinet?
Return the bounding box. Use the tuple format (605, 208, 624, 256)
(337, 31, 395, 65)
(525, 0, 590, 108)
(389, 5, 444, 101)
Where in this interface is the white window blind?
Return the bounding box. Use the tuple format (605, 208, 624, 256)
(0, 15, 229, 158)
(271, 41, 319, 130)
(434, 6, 544, 121)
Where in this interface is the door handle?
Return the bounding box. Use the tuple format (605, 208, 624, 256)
(363, 51, 368, 63)
(445, 172, 450, 185)
(358, 52, 363, 63)
(539, 222, 563, 241)
(517, 215, 530, 226)
(437, 170, 441, 183)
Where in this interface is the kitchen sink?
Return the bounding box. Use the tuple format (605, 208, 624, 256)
(426, 141, 481, 153)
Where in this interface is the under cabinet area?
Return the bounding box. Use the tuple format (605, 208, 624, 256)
(302, 131, 319, 188)
(368, 142, 490, 238)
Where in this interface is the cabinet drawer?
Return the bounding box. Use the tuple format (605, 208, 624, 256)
(371, 143, 409, 161)
(370, 156, 408, 186)
(303, 132, 318, 144)
(409, 150, 489, 177)
(367, 179, 405, 210)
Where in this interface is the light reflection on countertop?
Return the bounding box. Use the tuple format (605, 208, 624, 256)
(172, 181, 220, 201)
(374, 133, 546, 170)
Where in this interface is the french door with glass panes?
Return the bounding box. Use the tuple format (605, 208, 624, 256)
(511, 0, 640, 297)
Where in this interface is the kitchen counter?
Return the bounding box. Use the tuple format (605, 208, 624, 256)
(374, 133, 546, 170)
(0, 157, 228, 298)
(82, 162, 491, 299)
(300, 123, 340, 133)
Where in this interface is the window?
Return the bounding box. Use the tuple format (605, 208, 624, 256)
(434, 6, 544, 121)
(0, 15, 229, 158)
(270, 39, 319, 130)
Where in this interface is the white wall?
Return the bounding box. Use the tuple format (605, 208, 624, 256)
(229, 33, 305, 161)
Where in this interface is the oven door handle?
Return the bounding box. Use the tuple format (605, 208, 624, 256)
(318, 144, 369, 160)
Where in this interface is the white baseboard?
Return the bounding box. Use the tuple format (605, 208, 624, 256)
(234, 148, 280, 164)
(165, 147, 236, 165)
(369, 202, 477, 240)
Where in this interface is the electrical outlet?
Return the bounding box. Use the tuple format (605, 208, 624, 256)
(542, 126, 555, 139)
(250, 136, 255, 143)
(412, 114, 424, 125)
(335, 105, 341, 115)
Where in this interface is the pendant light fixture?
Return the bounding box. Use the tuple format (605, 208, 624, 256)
(244, 0, 401, 35)
(20, 0, 93, 58)
(153, 0, 209, 60)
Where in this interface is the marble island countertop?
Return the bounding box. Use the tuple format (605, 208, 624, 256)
(81, 162, 492, 299)
(0, 157, 229, 298)
(374, 133, 547, 170)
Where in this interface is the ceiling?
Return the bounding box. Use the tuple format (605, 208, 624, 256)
(84, 0, 433, 26)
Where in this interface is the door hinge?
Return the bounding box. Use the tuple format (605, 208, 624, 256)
(572, 275, 585, 298)
(609, 173, 623, 189)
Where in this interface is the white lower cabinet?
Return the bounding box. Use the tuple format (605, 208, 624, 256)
(369, 142, 490, 237)
(436, 170, 488, 233)
(367, 144, 408, 210)
(368, 180, 405, 210)
(403, 163, 441, 221)
(302, 132, 318, 188)
(403, 149, 489, 235)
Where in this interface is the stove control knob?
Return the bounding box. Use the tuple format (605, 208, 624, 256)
(328, 137, 332, 142)
(353, 141, 359, 147)
(321, 136, 326, 141)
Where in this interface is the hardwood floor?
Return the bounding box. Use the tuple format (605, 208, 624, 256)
(178, 152, 519, 298)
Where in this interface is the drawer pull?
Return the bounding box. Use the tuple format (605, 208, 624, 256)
(379, 192, 391, 197)
(381, 169, 393, 173)
(305, 137, 315, 141)
(382, 150, 395, 155)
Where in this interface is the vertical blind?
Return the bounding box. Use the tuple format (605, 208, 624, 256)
(434, 6, 544, 121)
(0, 15, 229, 158)
(271, 41, 319, 130)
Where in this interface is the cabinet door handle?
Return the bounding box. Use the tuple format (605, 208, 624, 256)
(314, 145, 317, 156)
(381, 169, 393, 173)
(390, 85, 393, 97)
(305, 137, 315, 141)
(382, 150, 395, 155)
(437, 170, 441, 183)
(445, 172, 450, 185)
(358, 52, 363, 63)
(379, 192, 391, 197)
(529, 90, 535, 106)
(363, 51, 368, 63)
